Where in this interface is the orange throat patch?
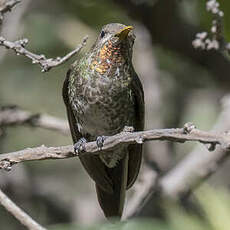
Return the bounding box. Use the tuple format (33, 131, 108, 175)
(90, 40, 124, 75)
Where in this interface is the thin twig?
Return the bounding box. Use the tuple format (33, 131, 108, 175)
(0, 0, 20, 24)
(1, 124, 230, 170)
(0, 188, 46, 230)
(0, 36, 88, 72)
(0, 0, 31, 62)
(192, 0, 230, 53)
(0, 106, 69, 135)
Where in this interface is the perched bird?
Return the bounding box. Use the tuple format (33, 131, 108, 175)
(63, 23, 144, 219)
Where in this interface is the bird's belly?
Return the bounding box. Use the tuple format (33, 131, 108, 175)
(79, 98, 134, 137)
(69, 74, 135, 165)
(69, 73, 136, 167)
(73, 96, 132, 168)
(81, 104, 113, 136)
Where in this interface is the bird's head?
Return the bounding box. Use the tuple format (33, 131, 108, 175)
(95, 23, 135, 48)
(89, 23, 135, 75)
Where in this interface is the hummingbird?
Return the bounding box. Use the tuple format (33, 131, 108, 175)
(63, 23, 145, 219)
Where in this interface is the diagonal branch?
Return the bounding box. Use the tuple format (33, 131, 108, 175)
(0, 106, 69, 135)
(0, 188, 46, 230)
(1, 124, 230, 170)
(0, 36, 88, 72)
(127, 95, 230, 218)
(0, 0, 20, 24)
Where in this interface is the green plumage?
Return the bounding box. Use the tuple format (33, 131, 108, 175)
(63, 23, 145, 219)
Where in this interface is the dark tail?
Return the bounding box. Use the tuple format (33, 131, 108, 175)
(95, 154, 129, 219)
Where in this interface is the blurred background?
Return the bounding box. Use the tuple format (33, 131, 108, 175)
(1, 0, 230, 229)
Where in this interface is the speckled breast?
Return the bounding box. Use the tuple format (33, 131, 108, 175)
(68, 39, 136, 167)
(68, 59, 135, 139)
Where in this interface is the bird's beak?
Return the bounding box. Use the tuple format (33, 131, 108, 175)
(115, 26, 133, 40)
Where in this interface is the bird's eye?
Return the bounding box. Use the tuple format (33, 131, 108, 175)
(100, 30, 105, 38)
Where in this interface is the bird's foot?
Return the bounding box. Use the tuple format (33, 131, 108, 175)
(123, 126, 134, 132)
(74, 138, 87, 156)
(96, 136, 106, 150)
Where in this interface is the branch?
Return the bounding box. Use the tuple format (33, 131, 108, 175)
(0, 0, 20, 24)
(160, 96, 230, 198)
(1, 124, 230, 170)
(0, 106, 69, 135)
(127, 95, 230, 218)
(0, 188, 46, 230)
(0, 36, 88, 72)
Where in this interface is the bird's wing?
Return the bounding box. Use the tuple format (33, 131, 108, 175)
(127, 71, 145, 189)
(62, 69, 113, 194)
(62, 69, 82, 142)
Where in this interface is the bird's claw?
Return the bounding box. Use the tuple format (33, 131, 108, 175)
(74, 138, 87, 155)
(96, 136, 106, 150)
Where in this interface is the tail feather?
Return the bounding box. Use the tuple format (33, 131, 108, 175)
(95, 154, 129, 219)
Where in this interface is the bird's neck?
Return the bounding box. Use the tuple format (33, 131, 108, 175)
(87, 40, 132, 78)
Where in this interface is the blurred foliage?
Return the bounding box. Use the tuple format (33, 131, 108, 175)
(47, 186, 230, 230)
(179, 0, 230, 41)
(65, 0, 130, 29)
(197, 0, 230, 41)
